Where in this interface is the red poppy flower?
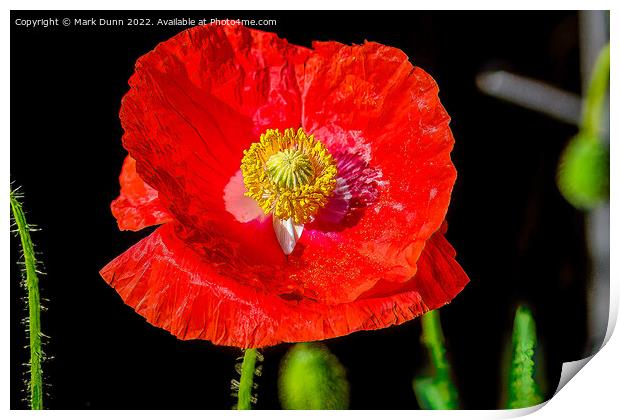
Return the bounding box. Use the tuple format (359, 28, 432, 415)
(100, 24, 469, 348)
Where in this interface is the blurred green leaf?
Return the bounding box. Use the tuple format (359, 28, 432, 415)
(557, 133, 609, 210)
(278, 343, 349, 409)
(413, 310, 459, 409)
(413, 375, 459, 410)
(506, 306, 543, 409)
(557, 43, 609, 210)
(581, 43, 610, 138)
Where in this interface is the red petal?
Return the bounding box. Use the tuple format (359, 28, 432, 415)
(110, 30, 467, 338)
(111, 156, 173, 231)
(100, 223, 468, 348)
(120, 24, 310, 239)
(298, 41, 457, 286)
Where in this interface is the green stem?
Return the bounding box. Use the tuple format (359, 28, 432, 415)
(581, 43, 610, 139)
(237, 348, 258, 410)
(419, 310, 459, 409)
(10, 189, 43, 410)
(421, 310, 450, 378)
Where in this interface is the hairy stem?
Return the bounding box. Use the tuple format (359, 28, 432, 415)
(237, 348, 258, 410)
(10, 189, 43, 410)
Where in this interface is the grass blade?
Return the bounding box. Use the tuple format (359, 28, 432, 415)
(506, 305, 543, 409)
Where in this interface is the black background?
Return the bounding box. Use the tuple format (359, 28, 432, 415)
(11, 10, 591, 409)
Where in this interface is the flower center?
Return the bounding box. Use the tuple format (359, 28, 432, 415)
(265, 149, 314, 189)
(241, 128, 338, 225)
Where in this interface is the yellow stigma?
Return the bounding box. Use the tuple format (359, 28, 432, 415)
(241, 128, 338, 224)
(266, 149, 314, 189)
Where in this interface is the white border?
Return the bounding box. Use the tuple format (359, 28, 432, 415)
(3, 3, 617, 419)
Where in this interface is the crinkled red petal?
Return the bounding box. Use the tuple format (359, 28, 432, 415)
(110, 25, 466, 334)
(111, 155, 173, 231)
(290, 41, 457, 298)
(120, 24, 310, 241)
(100, 223, 468, 348)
